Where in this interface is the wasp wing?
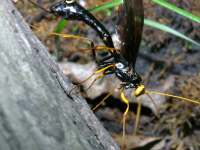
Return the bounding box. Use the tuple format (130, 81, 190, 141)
(117, 0, 144, 67)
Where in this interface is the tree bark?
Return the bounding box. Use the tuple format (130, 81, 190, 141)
(0, 0, 119, 150)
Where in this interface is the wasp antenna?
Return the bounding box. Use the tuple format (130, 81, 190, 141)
(84, 74, 105, 91)
(146, 91, 200, 105)
(145, 93, 160, 118)
(92, 89, 114, 111)
(27, 0, 51, 13)
(134, 98, 141, 135)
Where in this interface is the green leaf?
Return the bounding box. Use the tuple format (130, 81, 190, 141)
(89, 0, 122, 13)
(152, 0, 200, 24)
(54, 19, 68, 33)
(144, 19, 200, 47)
(53, 19, 68, 61)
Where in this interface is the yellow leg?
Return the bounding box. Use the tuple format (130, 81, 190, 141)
(92, 88, 115, 111)
(120, 90, 129, 149)
(48, 32, 119, 53)
(134, 98, 141, 135)
(49, 32, 93, 45)
(30, 26, 118, 53)
(88, 64, 115, 89)
(70, 65, 114, 94)
(95, 64, 115, 74)
(93, 45, 120, 53)
(146, 93, 160, 118)
(78, 45, 119, 53)
(69, 72, 95, 94)
(84, 74, 105, 91)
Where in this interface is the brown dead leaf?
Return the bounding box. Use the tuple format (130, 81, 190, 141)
(113, 133, 161, 150)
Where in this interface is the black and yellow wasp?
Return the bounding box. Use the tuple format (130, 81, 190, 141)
(24, 0, 200, 149)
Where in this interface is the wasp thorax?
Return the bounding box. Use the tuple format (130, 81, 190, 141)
(134, 85, 145, 97)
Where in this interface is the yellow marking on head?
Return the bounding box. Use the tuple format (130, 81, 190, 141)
(134, 85, 145, 97)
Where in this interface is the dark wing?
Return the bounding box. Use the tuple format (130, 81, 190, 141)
(117, 0, 144, 67)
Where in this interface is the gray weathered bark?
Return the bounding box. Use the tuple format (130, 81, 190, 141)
(0, 0, 119, 150)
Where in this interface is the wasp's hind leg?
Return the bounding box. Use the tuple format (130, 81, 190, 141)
(49, 32, 117, 62)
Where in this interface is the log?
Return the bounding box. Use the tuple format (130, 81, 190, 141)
(0, 0, 119, 149)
